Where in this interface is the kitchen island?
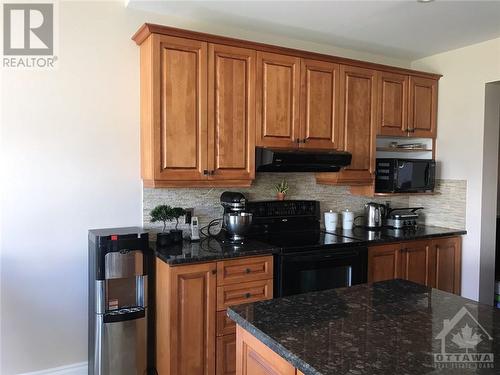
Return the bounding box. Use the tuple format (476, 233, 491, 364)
(228, 279, 500, 374)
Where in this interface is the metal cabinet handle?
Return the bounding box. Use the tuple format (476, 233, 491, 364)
(211, 270, 217, 275)
(296, 138, 300, 144)
(203, 170, 209, 176)
(245, 268, 251, 274)
(245, 293, 251, 298)
(302, 139, 307, 144)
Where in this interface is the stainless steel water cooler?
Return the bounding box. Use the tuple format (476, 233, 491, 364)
(88, 227, 150, 375)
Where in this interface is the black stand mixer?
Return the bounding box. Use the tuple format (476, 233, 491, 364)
(219, 192, 253, 243)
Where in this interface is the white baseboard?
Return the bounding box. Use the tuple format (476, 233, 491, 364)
(19, 362, 87, 375)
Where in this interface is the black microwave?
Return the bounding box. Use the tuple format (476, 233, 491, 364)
(375, 159, 436, 193)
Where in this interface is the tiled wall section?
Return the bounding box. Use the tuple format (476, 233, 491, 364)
(143, 173, 409, 235)
(409, 179, 467, 230)
(143, 175, 467, 234)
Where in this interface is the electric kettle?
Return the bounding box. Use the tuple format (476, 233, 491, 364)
(364, 202, 386, 229)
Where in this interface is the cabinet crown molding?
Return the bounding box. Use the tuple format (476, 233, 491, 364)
(132, 23, 442, 80)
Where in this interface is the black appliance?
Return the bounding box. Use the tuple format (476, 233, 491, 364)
(375, 158, 436, 193)
(88, 227, 152, 375)
(245, 200, 367, 297)
(255, 147, 352, 172)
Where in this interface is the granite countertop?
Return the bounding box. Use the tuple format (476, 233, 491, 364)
(155, 225, 466, 265)
(228, 279, 500, 375)
(328, 225, 467, 244)
(155, 238, 279, 265)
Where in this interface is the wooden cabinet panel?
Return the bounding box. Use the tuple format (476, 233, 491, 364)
(299, 59, 341, 149)
(368, 243, 400, 283)
(431, 237, 461, 294)
(408, 76, 437, 138)
(217, 256, 273, 286)
(378, 72, 408, 136)
(256, 52, 301, 148)
(400, 240, 431, 286)
(217, 279, 273, 311)
(208, 44, 255, 181)
(236, 326, 296, 375)
(316, 65, 377, 186)
(217, 310, 236, 336)
(217, 334, 236, 375)
(156, 261, 216, 375)
(155, 35, 208, 181)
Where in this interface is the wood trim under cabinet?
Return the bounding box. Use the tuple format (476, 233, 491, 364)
(132, 23, 442, 80)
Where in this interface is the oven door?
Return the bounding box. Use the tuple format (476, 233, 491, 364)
(276, 247, 367, 297)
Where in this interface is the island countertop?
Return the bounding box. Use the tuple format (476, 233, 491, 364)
(228, 279, 500, 375)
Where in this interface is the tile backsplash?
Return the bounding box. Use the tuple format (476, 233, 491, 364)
(143, 174, 467, 235)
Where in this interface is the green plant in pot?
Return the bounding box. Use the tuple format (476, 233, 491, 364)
(150, 205, 186, 247)
(274, 179, 289, 201)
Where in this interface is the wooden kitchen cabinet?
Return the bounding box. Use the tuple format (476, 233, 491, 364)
(208, 44, 256, 182)
(156, 260, 217, 375)
(217, 334, 237, 375)
(236, 326, 296, 375)
(316, 65, 377, 185)
(368, 243, 400, 283)
(368, 237, 461, 294)
(430, 236, 461, 294)
(156, 255, 273, 375)
(377, 71, 408, 137)
(138, 34, 255, 187)
(400, 240, 431, 286)
(256, 51, 301, 148)
(299, 59, 341, 150)
(408, 76, 437, 138)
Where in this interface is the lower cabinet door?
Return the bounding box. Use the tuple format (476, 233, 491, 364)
(217, 334, 236, 375)
(431, 237, 461, 294)
(368, 243, 401, 282)
(400, 240, 431, 286)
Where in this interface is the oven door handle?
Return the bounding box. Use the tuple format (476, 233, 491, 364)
(285, 251, 360, 262)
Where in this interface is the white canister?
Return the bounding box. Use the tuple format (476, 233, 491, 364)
(324, 210, 338, 232)
(342, 209, 355, 230)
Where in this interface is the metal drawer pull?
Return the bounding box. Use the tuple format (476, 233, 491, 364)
(245, 268, 251, 274)
(245, 292, 251, 298)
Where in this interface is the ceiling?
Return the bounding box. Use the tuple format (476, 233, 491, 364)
(127, 0, 500, 60)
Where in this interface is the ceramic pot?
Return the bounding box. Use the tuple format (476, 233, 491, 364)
(156, 232, 172, 250)
(276, 192, 286, 201)
(169, 229, 183, 244)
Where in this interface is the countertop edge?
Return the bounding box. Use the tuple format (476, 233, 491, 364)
(227, 308, 321, 375)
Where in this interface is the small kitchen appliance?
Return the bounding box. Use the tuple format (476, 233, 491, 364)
(364, 202, 386, 230)
(190, 216, 200, 241)
(375, 158, 436, 193)
(385, 207, 423, 229)
(88, 227, 150, 375)
(220, 191, 253, 242)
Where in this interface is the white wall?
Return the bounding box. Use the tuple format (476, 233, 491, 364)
(411, 37, 500, 302)
(0, 1, 411, 374)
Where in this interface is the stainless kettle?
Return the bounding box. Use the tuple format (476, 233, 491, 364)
(364, 202, 386, 229)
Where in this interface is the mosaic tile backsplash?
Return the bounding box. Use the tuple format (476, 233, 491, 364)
(143, 173, 467, 236)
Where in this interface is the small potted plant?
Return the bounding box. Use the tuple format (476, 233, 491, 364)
(150, 204, 174, 249)
(274, 179, 289, 201)
(169, 206, 186, 243)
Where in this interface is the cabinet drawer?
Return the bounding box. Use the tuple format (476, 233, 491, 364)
(217, 310, 236, 336)
(217, 256, 273, 286)
(217, 279, 273, 311)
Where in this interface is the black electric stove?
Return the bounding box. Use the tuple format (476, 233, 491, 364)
(244, 200, 368, 297)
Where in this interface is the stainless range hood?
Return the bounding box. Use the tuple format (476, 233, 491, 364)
(255, 147, 352, 173)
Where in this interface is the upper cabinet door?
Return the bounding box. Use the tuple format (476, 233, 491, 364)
(154, 35, 208, 181)
(256, 52, 301, 148)
(299, 59, 341, 150)
(378, 72, 408, 137)
(408, 76, 437, 138)
(337, 65, 377, 184)
(208, 44, 255, 181)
